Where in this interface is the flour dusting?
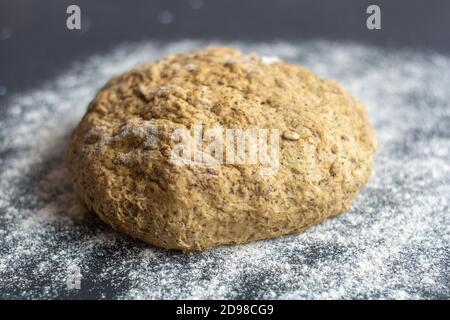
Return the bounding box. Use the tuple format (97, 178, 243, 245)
(0, 40, 449, 299)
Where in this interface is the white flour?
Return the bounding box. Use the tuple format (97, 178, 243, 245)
(0, 40, 449, 299)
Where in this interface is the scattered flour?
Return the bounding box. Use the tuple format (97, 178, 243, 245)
(0, 40, 449, 299)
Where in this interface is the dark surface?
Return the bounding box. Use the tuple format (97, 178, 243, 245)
(1, 0, 450, 102)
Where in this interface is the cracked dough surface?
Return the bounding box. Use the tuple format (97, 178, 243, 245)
(67, 46, 376, 250)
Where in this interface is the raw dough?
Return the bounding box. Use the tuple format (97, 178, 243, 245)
(66, 46, 376, 250)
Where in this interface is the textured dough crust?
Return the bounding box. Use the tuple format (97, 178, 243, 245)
(66, 46, 377, 250)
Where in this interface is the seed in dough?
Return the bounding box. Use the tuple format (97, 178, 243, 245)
(282, 130, 300, 141)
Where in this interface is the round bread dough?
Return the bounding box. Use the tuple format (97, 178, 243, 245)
(67, 46, 377, 251)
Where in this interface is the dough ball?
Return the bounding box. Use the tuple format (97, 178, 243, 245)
(67, 47, 377, 250)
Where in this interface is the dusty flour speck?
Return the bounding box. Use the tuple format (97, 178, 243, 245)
(0, 41, 449, 299)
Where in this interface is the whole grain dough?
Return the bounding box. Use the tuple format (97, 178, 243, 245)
(67, 46, 377, 251)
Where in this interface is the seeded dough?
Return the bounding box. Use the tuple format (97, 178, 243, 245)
(66, 46, 376, 251)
